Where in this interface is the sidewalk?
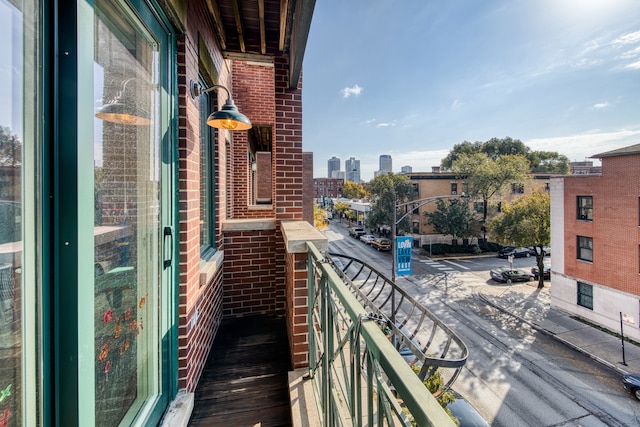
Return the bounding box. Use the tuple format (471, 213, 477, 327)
(477, 282, 640, 375)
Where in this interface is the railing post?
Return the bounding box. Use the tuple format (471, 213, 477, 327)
(321, 272, 331, 427)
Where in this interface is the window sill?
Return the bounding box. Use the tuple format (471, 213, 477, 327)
(200, 250, 223, 288)
(248, 204, 273, 210)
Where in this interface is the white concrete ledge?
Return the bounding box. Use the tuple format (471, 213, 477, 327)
(221, 218, 276, 231)
(281, 221, 328, 253)
(160, 392, 194, 427)
(289, 368, 321, 427)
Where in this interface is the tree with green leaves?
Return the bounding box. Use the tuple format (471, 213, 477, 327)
(441, 136, 569, 174)
(365, 173, 414, 234)
(0, 126, 21, 166)
(424, 199, 479, 243)
(333, 201, 351, 223)
(342, 181, 369, 199)
(488, 191, 551, 288)
(451, 152, 530, 223)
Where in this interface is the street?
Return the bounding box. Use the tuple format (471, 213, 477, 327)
(326, 221, 640, 426)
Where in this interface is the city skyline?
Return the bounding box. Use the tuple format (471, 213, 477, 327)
(303, 0, 640, 181)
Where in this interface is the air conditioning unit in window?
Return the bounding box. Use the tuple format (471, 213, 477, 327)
(451, 191, 457, 195)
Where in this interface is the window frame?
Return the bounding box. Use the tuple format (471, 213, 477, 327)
(199, 81, 217, 257)
(577, 235, 593, 262)
(577, 196, 593, 221)
(577, 281, 593, 310)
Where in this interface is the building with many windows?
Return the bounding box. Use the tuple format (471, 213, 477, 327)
(345, 157, 361, 183)
(405, 171, 559, 245)
(328, 156, 341, 178)
(313, 178, 344, 200)
(550, 143, 640, 342)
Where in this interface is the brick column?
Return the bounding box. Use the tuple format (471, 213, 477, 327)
(281, 221, 327, 369)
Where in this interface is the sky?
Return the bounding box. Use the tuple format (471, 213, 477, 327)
(302, 0, 640, 181)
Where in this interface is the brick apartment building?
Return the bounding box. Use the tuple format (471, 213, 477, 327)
(550, 143, 640, 341)
(314, 177, 344, 200)
(405, 170, 559, 243)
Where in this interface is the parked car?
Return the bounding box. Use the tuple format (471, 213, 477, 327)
(446, 391, 490, 427)
(490, 267, 534, 284)
(371, 238, 391, 251)
(529, 245, 551, 257)
(623, 373, 640, 400)
(348, 226, 365, 238)
(497, 246, 531, 258)
(360, 234, 376, 245)
(531, 261, 551, 280)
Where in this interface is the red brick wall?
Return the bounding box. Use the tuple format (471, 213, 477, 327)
(222, 229, 283, 316)
(175, 0, 308, 391)
(302, 152, 314, 225)
(175, 0, 230, 392)
(563, 154, 640, 295)
(286, 251, 310, 369)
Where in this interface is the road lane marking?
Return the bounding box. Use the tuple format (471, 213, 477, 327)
(443, 260, 470, 270)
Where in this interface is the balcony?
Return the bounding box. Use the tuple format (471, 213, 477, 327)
(186, 221, 467, 426)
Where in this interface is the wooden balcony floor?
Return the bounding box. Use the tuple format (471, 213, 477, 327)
(188, 314, 292, 427)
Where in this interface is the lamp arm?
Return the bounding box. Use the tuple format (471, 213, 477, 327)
(189, 80, 232, 100)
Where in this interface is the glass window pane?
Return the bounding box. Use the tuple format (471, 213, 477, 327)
(200, 89, 215, 253)
(93, 1, 161, 423)
(0, 1, 39, 425)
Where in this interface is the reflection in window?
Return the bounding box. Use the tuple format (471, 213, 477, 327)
(248, 125, 272, 205)
(577, 196, 593, 221)
(200, 83, 216, 256)
(0, 0, 37, 425)
(93, 1, 161, 424)
(577, 282, 593, 310)
(577, 236, 593, 262)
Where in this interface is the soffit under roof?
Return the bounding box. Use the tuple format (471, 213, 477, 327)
(205, 0, 315, 89)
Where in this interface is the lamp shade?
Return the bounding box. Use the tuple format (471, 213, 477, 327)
(95, 98, 151, 126)
(206, 99, 252, 130)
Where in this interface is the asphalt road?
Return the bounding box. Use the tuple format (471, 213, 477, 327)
(326, 221, 640, 426)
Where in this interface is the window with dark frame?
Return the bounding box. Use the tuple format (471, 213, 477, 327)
(577, 196, 593, 221)
(199, 83, 216, 256)
(577, 235, 593, 262)
(450, 182, 457, 195)
(577, 282, 593, 310)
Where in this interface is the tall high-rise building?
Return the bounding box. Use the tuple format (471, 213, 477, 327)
(345, 157, 361, 184)
(379, 154, 392, 173)
(328, 156, 341, 178)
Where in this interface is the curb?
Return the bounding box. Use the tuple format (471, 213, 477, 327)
(477, 292, 629, 376)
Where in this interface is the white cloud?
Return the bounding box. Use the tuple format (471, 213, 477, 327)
(451, 98, 462, 110)
(342, 84, 363, 98)
(613, 31, 640, 45)
(525, 129, 640, 163)
(624, 60, 640, 69)
(593, 102, 609, 109)
(376, 122, 395, 128)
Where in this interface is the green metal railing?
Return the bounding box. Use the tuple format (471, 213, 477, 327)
(306, 242, 456, 426)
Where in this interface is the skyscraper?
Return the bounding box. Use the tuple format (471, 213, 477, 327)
(379, 154, 392, 173)
(328, 156, 341, 178)
(345, 157, 361, 184)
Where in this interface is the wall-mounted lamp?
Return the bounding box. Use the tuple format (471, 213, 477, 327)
(95, 78, 152, 126)
(189, 80, 252, 131)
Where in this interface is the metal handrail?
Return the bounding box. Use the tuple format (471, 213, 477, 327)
(327, 252, 468, 392)
(306, 242, 455, 426)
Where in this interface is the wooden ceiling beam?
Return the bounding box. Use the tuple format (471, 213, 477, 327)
(231, 0, 247, 53)
(258, 0, 266, 55)
(206, 0, 227, 51)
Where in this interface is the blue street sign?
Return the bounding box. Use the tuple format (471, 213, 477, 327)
(396, 236, 413, 276)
